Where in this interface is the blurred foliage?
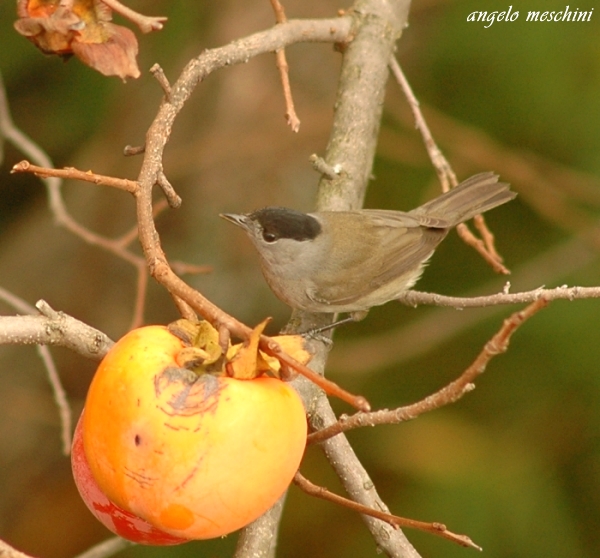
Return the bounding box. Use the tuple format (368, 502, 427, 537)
(1, 0, 600, 557)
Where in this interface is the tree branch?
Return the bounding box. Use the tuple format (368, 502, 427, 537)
(399, 284, 600, 308)
(133, 17, 353, 336)
(282, 1, 417, 556)
(0, 304, 113, 360)
(294, 472, 481, 550)
(310, 391, 422, 558)
(309, 299, 548, 444)
(10, 161, 139, 194)
(330, 234, 600, 375)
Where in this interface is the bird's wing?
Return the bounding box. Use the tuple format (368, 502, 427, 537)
(308, 210, 447, 307)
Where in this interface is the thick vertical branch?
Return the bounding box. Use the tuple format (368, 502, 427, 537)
(316, 0, 411, 212)
(289, 1, 417, 556)
(311, 393, 422, 558)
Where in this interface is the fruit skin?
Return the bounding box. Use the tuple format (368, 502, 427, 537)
(71, 412, 187, 545)
(82, 325, 307, 539)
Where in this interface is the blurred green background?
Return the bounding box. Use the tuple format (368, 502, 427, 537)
(1, 0, 600, 557)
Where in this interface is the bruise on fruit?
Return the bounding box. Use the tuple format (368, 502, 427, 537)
(154, 366, 224, 417)
(155, 366, 198, 393)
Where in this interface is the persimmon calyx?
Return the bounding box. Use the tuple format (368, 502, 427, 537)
(167, 318, 313, 381)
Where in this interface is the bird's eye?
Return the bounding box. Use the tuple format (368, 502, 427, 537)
(263, 231, 277, 243)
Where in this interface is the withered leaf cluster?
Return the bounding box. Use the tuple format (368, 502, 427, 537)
(14, 0, 147, 80)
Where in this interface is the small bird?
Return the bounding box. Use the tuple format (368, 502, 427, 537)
(221, 172, 515, 321)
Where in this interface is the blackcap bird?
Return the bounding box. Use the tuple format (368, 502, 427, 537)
(221, 172, 515, 321)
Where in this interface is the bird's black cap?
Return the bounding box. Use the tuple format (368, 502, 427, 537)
(250, 207, 322, 242)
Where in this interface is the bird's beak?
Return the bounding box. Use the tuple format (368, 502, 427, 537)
(219, 213, 251, 232)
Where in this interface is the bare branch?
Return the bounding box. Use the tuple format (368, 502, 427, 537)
(269, 0, 301, 132)
(309, 299, 548, 444)
(150, 63, 172, 99)
(310, 391, 422, 558)
(123, 144, 145, 156)
(0, 304, 114, 360)
(274, 49, 300, 132)
(35, 337, 72, 454)
(156, 170, 182, 208)
(388, 57, 455, 191)
(330, 234, 600, 375)
(294, 472, 481, 550)
(11, 161, 139, 194)
(285, 2, 418, 555)
(0, 72, 150, 324)
(100, 0, 167, 33)
(399, 284, 600, 308)
(456, 222, 511, 275)
(309, 153, 341, 180)
(0, 73, 52, 168)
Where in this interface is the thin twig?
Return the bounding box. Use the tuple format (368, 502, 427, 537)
(309, 390, 422, 558)
(308, 298, 549, 444)
(11, 161, 139, 194)
(294, 472, 481, 550)
(36, 340, 72, 454)
(309, 153, 341, 180)
(156, 170, 182, 208)
(388, 56, 509, 274)
(100, 0, 167, 33)
(150, 64, 172, 100)
(456, 222, 510, 274)
(269, 0, 301, 132)
(388, 57, 455, 191)
(0, 71, 155, 326)
(399, 285, 600, 308)
(123, 144, 145, 156)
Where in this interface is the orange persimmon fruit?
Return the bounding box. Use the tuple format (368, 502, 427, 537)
(81, 325, 307, 539)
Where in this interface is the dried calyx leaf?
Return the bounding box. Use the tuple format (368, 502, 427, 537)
(226, 319, 312, 380)
(226, 318, 271, 380)
(168, 318, 312, 381)
(13, 0, 165, 79)
(169, 319, 223, 373)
